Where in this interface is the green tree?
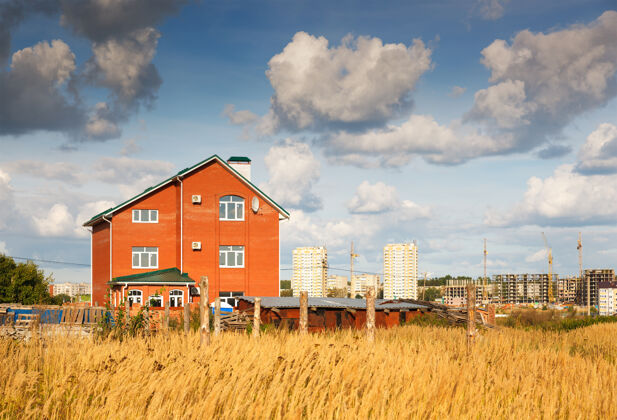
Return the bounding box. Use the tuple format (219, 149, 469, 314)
(0, 254, 55, 304)
(423, 287, 442, 302)
(280, 280, 291, 289)
(280, 289, 293, 297)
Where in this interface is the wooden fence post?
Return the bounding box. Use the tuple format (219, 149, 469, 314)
(200, 276, 210, 347)
(125, 298, 130, 325)
(488, 304, 496, 327)
(299, 291, 308, 334)
(366, 286, 375, 342)
(467, 284, 476, 351)
(164, 305, 170, 331)
(253, 298, 261, 338)
(184, 304, 190, 333)
(214, 297, 221, 336)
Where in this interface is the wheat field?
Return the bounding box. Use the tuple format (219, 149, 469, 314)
(1, 324, 617, 419)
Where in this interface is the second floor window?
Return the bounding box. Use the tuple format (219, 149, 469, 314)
(219, 246, 244, 268)
(132, 209, 158, 223)
(132, 247, 158, 269)
(219, 195, 244, 220)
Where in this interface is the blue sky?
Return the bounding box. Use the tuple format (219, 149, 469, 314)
(1, 0, 617, 283)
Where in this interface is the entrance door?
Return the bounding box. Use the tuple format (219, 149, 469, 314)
(169, 289, 184, 307)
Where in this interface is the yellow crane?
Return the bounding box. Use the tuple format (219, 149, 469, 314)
(541, 232, 555, 304)
(483, 239, 488, 305)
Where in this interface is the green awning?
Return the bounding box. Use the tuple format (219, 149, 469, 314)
(110, 268, 194, 284)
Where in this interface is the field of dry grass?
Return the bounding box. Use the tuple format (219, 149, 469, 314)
(2, 324, 617, 419)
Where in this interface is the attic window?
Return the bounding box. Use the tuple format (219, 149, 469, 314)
(132, 209, 158, 223)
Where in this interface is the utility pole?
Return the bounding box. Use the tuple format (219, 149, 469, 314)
(350, 242, 358, 295)
(422, 272, 427, 300)
(578, 233, 587, 316)
(483, 239, 488, 305)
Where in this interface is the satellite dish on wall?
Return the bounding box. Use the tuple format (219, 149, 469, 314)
(251, 196, 259, 213)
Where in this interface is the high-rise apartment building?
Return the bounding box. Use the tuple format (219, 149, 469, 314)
(350, 274, 380, 297)
(383, 243, 418, 299)
(292, 247, 327, 297)
(578, 269, 614, 307)
(327, 275, 348, 291)
(599, 281, 617, 315)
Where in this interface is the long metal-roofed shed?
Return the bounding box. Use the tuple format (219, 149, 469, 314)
(237, 297, 428, 331)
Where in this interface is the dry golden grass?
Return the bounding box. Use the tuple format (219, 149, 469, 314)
(2, 324, 617, 419)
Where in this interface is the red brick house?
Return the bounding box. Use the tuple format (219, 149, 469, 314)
(83, 155, 289, 308)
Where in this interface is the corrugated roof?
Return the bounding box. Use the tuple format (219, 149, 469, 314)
(83, 154, 289, 226)
(110, 267, 194, 284)
(237, 296, 427, 310)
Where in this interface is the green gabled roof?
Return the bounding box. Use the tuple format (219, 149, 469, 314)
(83, 154, 290, 226)
(110, 267, 193, 284)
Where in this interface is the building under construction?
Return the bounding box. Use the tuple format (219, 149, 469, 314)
(557, 276, 578, 304)
(444, 279, 494, 306)
(493, 274, 556, 305)
(578, 269, 615, 307)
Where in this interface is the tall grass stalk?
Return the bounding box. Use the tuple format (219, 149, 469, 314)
(2, 325, 617, 418)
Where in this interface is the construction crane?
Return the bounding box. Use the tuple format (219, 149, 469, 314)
(541, 232, 555, 304)
(483, 239, 488, 305)
(578, 233, 588, 315)
(350, 241, 359, 291)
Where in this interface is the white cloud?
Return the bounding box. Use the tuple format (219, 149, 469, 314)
(259, 31, 432, 133)
(120, 137, 142, 156)
(468, 79, 536, 129)
(347, 181, 431, 219)
(576, 123, 617, 174)
(326, 114, 512, 166)
(260, 138, 322, 212)
(2, 160, 82, 185)
(525, 249, 547, 263)
(449, 86, 466, 98)
(222, 104, 258, 125)
(93, 156, 175, 198)
(32, 200, 114, 238)
(85, 102, 120, 140)
(474, 0, 509, 20)
(89, 27, 161, 103)
(347, 181, 399, 214)
(32, 203, 75, 237)
(11, 39, 75, 85)
(485, 164, 617, 227)
(0, 241, 8, 254)
(0, 169, 18, 231)
(466, 11, 617, 153)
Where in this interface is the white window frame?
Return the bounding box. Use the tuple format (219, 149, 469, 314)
(132, 247, 159, 269)
(149, 294, 163, 307)
(219, 195, 245, 221)
(132, 209, 159, 223)
(169, 289, 184, 307)
(219, 245, 245, 268)
(128, 289, 143, 305)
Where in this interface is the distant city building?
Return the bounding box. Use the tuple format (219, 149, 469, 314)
(578, 269, 614, 307)
(493, 274, 556, 305)
(444, 279, 492, 306)
(383, 243, 418, 300)
(52, 282, 91, 298)
(292, 247, 327, 297)
(350, 274, 380, 297)
(327, 275, 348, 291)
(557, 276, 578, 303)
(598, 281, 617, 315)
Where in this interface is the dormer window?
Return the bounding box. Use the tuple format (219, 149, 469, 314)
(219, 195, 244, 220)
(132, 209, 158, 223)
